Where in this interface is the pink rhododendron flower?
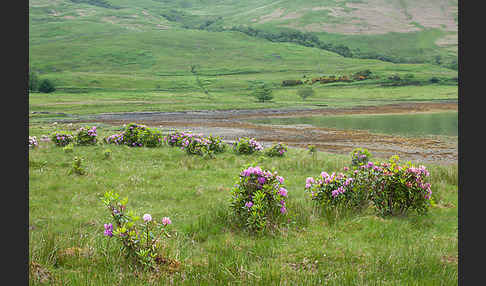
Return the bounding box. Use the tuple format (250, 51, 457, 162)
(143, 214, 152, 222)
(162, 217, 172, 226)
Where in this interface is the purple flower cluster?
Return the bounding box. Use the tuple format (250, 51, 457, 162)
(305, 170, 356, 204)
(166, 131, 197, 147)
(75, 126, 98, 145)
(265, 142, 288, 157)
(248, 138, 264, 151)
(50, 132, 74, 147)
(105, 133, 125, 145)
(104, 223, 113, 237)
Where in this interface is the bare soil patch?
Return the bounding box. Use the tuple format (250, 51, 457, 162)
(76, 101, 457, 165)
(280, 0, 457, 35)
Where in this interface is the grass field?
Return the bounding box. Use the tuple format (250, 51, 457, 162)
(28, 123, 458, 285)
(28, 1, 459, 284)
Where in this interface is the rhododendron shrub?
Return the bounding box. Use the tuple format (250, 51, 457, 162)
(75, 126, 98, 145)
(350, 147, 372, 167)
(230, 166, 288, 232)
(104, 123, 163, 147)
(165, 130, 194, 147)
(363, 156, 433, 216)
(50, 131, 74, 147)
(304, 171, 367, 212)
(265, 142, 288, 157)
(181, 135, 212, 156)
(233, 137, 264, 155)
(305, 155, 433, 217)
(207, 135, 227, 154)
(102, 191, 172, 269)
(166, 130, 227, 157)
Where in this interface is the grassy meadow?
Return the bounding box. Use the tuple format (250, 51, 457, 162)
(29, 1, 458, 284)
(28, 123, 458, 285)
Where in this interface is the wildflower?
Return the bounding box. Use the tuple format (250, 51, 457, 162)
(104, 223, 113, 237)
(245, 201, 253, 208)
(306, 177, 315, 185)
(278, 187, 288, 197)
(258, 177, 266, 184)
(162, 217, 172, 226)
(331, 189, 339, 197)
(276, 176, 284, 184)
(143, 214, 152, 222)
(280, 206, 287, 214)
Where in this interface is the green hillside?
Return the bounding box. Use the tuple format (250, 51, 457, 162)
(29, 0, 457, 92)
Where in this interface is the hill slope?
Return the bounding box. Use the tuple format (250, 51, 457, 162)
(29, 0, 458, 90)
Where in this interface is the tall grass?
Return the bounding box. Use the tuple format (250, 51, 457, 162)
(29, 123, 458, 285)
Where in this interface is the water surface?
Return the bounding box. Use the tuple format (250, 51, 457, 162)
(249, 111, 458, 137)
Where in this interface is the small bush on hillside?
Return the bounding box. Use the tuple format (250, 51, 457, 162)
(103, 149, 112, 160)
(297, 87, 315, 101)
(165, 130, 194, 148)
(282, 79, 303, 86)
(101, 190, 173, 270)
(362, 156, 433, 216)
(50, 131, 74, 147)
(69, 156, 86, 175)
(75, 126, 98, 146)
(63, 143, 74, 153)
(104, 123, 163, 147)
(306, 155, 433, 217)
(181, 135, 213, 157)
(305, 170, 367, 213)
(230, 166, 288, 232)
(265, 143, 288, 157)
(233, 137, 264, 155)
(350, 147, 372, 167)
(251, 83, 273, 102)
(207, 135, 227, 154)
(38, 79, 56, 93)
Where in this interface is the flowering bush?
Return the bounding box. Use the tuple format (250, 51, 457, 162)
(104, 133, 124, 145)
(265, 142, 288, 157)
(75, 126, 97, 145)
(306, 155, 433, 217)
(29, 136, 38, 149)
(233, 137, 264, 155)
(230, 165, 288, 232)
(104, 123, 163, 147)
(181, 135, 212, 157)
(304, 171, 366, 211)
(102, 190, 172, 269)
(165, 130, 194, 147)
(361, 156, 433, 216)
(350, 147, 372, 167)
(207, 135, 227, 154)
(50, 131, 74, 147)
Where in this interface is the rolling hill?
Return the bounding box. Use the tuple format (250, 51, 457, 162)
(29, 0, 458, 91)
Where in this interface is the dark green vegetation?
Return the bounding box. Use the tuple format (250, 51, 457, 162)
(29, 123, 458, 285)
